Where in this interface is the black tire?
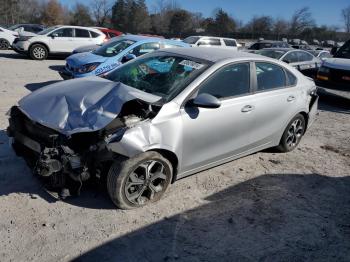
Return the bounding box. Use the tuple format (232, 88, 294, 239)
(277, 114, 306, 152)
(107, 151, 173, 209)
(29, 44, 48, 60)
(0, 38, 10, 50)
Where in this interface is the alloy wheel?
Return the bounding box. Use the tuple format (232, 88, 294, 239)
(124, 160, 167, 205)
(286, 119, 304, 148)
(33, 47, 46, 59)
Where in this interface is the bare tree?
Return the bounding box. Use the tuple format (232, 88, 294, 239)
(342, 6, 350, 33)
(92, 0, 111, 27)
(289, 7, 315, 35)
(273, 18, 289, 39)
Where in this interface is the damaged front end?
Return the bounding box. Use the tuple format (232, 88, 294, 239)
(7, 77, 162, 198)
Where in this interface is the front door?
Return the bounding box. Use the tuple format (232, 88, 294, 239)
(49, 28, 75, 53)
(180, 62, 255, 173)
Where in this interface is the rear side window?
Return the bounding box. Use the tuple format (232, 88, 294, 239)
(255, 62, 287, 91)
(283, 51, 298, 63)
(297, 51, 313, 62)
(75, 29, 90, 38)
(90, 31, 100, 38)
(130, 42, 160, 56)
(223, 39, 237, 47)
(198, 63, 250, 99)
(162, 43, 183, 49)
(286, 70, 297, 86)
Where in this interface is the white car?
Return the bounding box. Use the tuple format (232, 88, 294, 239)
(0, 27, 18, 50)
(183, 36, 240, 50)
(12, 25, 105, 60)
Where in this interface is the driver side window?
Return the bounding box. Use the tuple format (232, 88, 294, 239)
(50, 28, 73, 37)
(198, 63, 251, 99)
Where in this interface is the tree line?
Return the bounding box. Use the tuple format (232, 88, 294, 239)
(0, 0, 349, 41)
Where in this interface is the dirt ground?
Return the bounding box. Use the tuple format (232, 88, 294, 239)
(0, 50, 349, 262)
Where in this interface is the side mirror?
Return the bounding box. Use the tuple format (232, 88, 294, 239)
(50, 33, 58, 38)
(187, 93, 221, 109)
(283, 59, 290, 64)
(121, 54, 136, 63)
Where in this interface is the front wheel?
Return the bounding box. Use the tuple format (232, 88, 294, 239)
(277, 114, 306, 152)
(107, 151, 173, 209)
(0, 39, 10, 50)
(30, 44, 48, 60)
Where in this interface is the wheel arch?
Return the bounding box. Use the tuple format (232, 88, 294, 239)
(148, 149, 179, 183)
(29, 42, 50, 53)
(299, 111, 309, 131)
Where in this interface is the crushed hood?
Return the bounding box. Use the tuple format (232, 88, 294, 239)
(18, 76, 161, 136)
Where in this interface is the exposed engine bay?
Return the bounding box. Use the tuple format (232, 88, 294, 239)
(7, 99, 161, 198)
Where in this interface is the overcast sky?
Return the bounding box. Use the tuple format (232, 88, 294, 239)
(60, 0, 349, 29)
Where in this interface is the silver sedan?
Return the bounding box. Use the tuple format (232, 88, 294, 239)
(8, 48, 318, 209)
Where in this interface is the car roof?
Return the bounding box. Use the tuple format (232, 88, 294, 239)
(186, 36, 236, 41)
(109, 35, 189, 46)
(257, 40, 285, 43)
(157, 47, 269, 63)
(56, 25, 102, 33)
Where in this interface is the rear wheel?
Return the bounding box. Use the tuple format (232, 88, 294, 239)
(0, 39, 9, 50)
(30, 44, 48, 60)
(107, 151, 173, 209)
(277, 114, 306, 152)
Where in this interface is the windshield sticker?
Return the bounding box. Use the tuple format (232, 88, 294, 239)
(179, 60, 204, 70)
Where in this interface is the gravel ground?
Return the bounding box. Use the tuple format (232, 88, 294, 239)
(0, 50, 349, 262)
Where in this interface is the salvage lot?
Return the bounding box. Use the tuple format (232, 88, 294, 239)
(0, 50, 349, 261)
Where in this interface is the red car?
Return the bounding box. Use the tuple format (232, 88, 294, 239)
(92, 27, 123, 41)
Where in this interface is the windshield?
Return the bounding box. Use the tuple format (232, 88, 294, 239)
(8, 24, 21, 30)
(106, 54, 209, 102)
(255, 50, 287, 59)
(93, 39, 135, 57)
(334, 40, 350, 59)
(183, 36, 200, 44)
(37, 26, 59, 35)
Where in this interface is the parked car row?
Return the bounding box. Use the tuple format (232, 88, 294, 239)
(59, 35, 189, 79)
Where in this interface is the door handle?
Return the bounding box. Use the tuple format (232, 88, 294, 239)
(241, 105, 255, 113)
(287, 96, 296, 102)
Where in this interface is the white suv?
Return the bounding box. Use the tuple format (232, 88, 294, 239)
(0, 27, 19, 50)
(183, 36, 240, 50)
(12, 25, 105, 60)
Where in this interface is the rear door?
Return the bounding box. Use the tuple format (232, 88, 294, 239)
(73, 28, 94, 51)
(248, 62, 302, 147)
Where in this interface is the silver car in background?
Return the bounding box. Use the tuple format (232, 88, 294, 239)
(7, 48, 318, 209)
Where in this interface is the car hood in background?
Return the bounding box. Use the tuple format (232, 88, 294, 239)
(323, 58, 350, 71)
(18, 77, 161, 135)
(73, 44, 100, 54)
(67, 51, 107, 67)
(19, 31, 37, 37)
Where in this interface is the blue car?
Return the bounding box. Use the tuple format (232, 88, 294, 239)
(59, 35, 190, 79)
